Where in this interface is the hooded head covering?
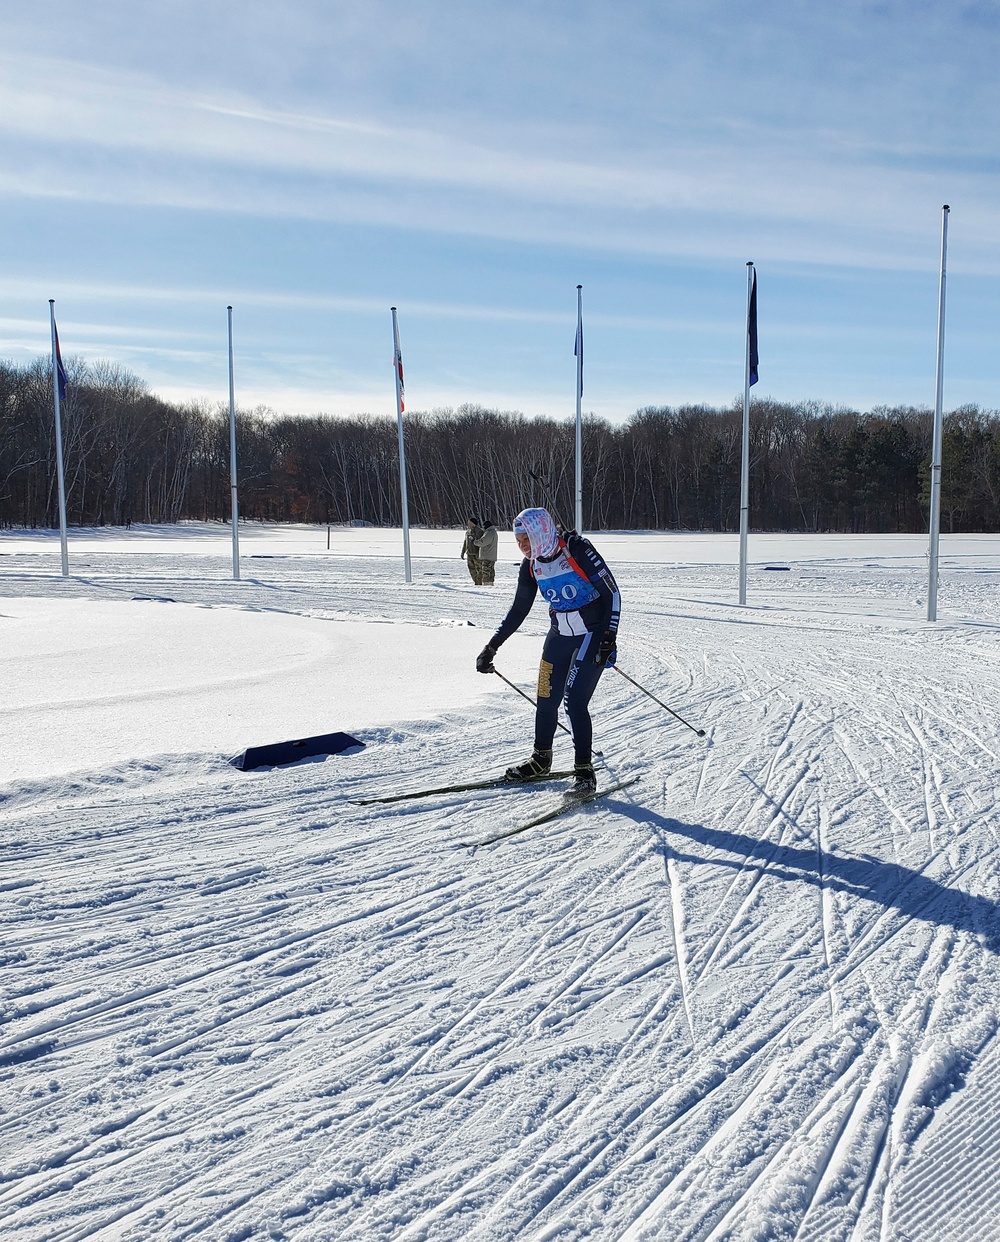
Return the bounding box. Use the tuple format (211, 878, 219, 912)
(513, 507, 559, 559)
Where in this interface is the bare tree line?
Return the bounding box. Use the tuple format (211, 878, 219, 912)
(3, 356, 1000, 532)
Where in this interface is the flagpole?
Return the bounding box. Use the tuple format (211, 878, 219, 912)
(574, 284, 584, 533)
(738, 262, 754, 606)
(391, 307, 412, 583)
(48, 300, 69, 577)
(927, 205, 950, 623)
(227, 305, 240, 581)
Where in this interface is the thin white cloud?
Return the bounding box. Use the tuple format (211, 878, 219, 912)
(0, 51, 715, 205)
(0, 316, 211, 344)
(3, 50, 1000, 272)
(0, 277, 735, 334)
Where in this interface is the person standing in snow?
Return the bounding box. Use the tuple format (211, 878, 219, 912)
(473, 519, 498, 586)
(475, 507, 620, 793)
(461, 517, 485, 585)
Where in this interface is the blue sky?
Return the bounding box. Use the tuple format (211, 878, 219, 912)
(1, 0, 998, 421)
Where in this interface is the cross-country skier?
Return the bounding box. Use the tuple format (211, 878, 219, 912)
(475, 507, 620, 793)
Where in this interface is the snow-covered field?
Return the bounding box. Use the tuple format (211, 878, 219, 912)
(2, 522, 999, 1241)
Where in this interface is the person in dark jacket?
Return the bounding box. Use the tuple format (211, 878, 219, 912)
(476, 507, 620, 793)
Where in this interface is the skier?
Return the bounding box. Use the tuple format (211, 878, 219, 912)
(476, 507, 620, 793)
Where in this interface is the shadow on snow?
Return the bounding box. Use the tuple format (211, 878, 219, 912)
(616, 800, 1000, 955)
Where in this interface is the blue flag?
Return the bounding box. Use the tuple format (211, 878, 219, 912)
(748, 268, 758, 387)
(393, 342, 404, 412)
(54, 321, 68, 400)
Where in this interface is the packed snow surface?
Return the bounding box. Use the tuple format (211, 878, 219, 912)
(2, 522, 1000, 1241)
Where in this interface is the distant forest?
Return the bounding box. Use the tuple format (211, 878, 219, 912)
(3, 356, 1000, 532)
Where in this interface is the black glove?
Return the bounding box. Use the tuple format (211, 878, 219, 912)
(596, 630, 617, 667)
(476, 643, 497, 673)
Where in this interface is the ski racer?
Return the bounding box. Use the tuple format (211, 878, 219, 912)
(475, 507, 620, 793)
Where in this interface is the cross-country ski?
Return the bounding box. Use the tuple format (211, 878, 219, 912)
(358, 769, 576, 805)
(458, 775, 642, 848)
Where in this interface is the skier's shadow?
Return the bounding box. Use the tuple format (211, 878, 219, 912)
(614, 798, 1000, 956)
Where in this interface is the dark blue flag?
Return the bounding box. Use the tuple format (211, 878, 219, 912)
(748, 268, 758, 387)
(54, 322, 68, 400)
(393, 340, 404, 412)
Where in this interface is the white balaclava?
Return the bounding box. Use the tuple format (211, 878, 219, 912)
(513, 507, 559, 559)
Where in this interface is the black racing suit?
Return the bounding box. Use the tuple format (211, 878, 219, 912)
(489, 533, 620, 763)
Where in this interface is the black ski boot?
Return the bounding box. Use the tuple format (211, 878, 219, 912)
(572, 761, 597, 795)
(505, 748, 553, 782)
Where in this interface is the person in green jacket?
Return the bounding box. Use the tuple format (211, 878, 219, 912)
(461, 517, 485, 584)
(473, 519, 498, 585)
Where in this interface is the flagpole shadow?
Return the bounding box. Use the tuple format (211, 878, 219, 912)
(614, 802, 1000, 956)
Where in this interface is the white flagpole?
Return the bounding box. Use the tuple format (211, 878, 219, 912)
(575, 284, 584, 533)
(48, 300, 69, 577)
(391, 307, 412, 583)
(927, 205, 950, 623)
(227, 305, 240, 581)
(738, 262, 753, 606)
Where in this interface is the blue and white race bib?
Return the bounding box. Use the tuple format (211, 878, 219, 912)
(533, 548, 600, 612)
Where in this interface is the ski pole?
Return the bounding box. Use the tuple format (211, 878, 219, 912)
(612, 665, 706, 737)
(492, 669, 574, 738)
(527, 470, 570, 532)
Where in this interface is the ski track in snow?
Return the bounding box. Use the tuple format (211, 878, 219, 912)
(2, 535, 1000, 1240)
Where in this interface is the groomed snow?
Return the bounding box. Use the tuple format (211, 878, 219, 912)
(2, 522, 999, 1241)
(1, 598, 538, 783)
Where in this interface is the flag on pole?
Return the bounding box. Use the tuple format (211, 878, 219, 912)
(48, 299, 70, 577)
(53, 321, 68, 400)
(748, 268, 759, 387)
(394, 341, 405, 412)
(574, 315, 583, 397)
(390, 306, 412, 583)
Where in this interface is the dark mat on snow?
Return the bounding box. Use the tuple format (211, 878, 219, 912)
(234, 731, 364, 771)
